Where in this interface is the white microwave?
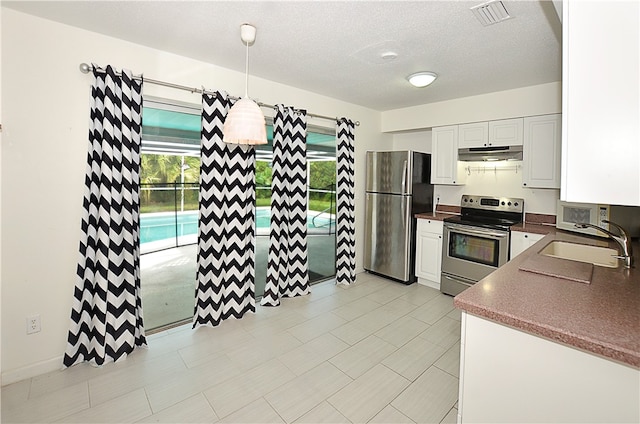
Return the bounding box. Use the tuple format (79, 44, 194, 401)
(556, 200, 640, 238)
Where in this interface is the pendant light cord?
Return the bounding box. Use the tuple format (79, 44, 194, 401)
(244, 40, 249, 98)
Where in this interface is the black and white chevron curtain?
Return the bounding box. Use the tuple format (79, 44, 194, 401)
(64, 65, 146, 367)
(193, 92, 257, 327)
(261, 105, 310, 306)
(335, 119, 357, 286)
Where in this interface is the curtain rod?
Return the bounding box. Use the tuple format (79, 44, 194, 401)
(79, 63, 359, 126)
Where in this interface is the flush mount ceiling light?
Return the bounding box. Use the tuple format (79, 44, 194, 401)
(407, 72, 438, 88)
(223, 23, 267, 145)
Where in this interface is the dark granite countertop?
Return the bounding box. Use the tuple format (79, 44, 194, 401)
(414, 212, 457, 221)
(511, 222, 557, 235)
(415, 204, 460, 221)
(454, 231, 640, 368)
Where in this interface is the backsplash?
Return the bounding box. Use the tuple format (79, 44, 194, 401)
(524, 212, 556, 225)
(435, 204, 461, 214)
(434, 161, 560, 215)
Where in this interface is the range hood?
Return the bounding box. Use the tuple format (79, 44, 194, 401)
(458, 145, 523, 161)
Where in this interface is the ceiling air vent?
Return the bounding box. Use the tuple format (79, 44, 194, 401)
(471, 0, 513, 26)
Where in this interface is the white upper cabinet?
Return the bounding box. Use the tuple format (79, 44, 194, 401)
(562, 0, 640, 206)
(459, 119, 523, 148)
(488, 118, 523, 147)
(431, 125, 466, 185)
(522, 114, 562, 189)
(459, 122, 489, 148)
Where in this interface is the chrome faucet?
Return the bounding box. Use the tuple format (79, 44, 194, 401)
(575, 220, 634, 268)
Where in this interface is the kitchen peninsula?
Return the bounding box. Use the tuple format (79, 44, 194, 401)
(454, 231, 640, 423)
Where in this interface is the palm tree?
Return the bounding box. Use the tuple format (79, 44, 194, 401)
(140, 153, 201, 210)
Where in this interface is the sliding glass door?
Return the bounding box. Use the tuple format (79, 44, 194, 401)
(139, 97, 200, 331)
(253, 123, 337, 299)
(139, 97, 338, 329)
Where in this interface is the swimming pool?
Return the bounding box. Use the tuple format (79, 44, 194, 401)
(140, 208, 334, 244)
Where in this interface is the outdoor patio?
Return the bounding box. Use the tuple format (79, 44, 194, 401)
(140, 234, 336, 331)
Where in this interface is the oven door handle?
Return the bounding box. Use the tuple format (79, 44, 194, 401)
(442, 273, 475, 287)
(445, 224, 509, 239)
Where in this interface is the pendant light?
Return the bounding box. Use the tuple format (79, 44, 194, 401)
(223, 23, 268, 145)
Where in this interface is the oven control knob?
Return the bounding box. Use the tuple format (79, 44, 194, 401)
(501, 201, 505, 205)
(508, 202, 512, 206)
(514, 202, 519, 207)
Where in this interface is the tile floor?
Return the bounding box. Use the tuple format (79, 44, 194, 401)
(1, 273, 461, 424)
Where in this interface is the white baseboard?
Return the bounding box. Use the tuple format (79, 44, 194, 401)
(2, 355, 64, 386)
(417, 277, 440, 291)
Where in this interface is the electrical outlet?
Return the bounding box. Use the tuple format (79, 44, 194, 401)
(26, 314, 41, 334)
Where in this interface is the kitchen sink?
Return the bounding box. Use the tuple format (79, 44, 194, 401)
(539, 241, 619, 268)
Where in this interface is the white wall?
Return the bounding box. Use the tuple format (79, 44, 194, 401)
(381, 82, 562, 132)
(391, 130, 432, 153)
(0, 8, 390, 383)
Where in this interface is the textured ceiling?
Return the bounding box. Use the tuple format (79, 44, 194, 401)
(3, 1, 562, 111)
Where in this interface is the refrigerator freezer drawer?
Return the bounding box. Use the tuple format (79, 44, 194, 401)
(364, 192, 413, 282)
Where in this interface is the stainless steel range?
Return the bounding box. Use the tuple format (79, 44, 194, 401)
(440, 194, 524, 296)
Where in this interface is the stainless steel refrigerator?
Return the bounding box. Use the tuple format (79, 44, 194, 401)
(364, 151, 434, 284)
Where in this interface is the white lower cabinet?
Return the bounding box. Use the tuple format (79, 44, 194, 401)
(509, 231, 545, 259)
(458, 312, 640, 423)
(415, 218, 443, 289)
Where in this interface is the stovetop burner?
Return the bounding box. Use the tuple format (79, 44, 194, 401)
(444, 194, 524, 231)
(444, 215, 518, 231)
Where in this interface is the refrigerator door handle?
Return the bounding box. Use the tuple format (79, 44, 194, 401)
(401, 195, 407, 230)
(401, 160, 408, 194)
